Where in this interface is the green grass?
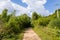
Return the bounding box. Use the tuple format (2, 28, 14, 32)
(2, 38, 15, 40)
(17, 33, 24, 40)
(2, 33, 24, 40)
(33, 26, 60, 40)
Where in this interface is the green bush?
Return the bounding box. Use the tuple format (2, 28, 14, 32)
(48, 19, 60, 29)
(32, 12, 42, 20)
(31, 18, 50, 27)
(0, 20, 10, 40)
(18, 14, 31, 28)
(38, 18, 50, 26)
(31, 20, 37, 27)
(1, 9, 8, 22)
(5, 17, 20, 34)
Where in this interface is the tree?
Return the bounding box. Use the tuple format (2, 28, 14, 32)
(32, 12, 41, 20)
(6, 17, 20, 33)
(18, 14, 31, 28)
(7, 10, 16, 22)
(1, 9, 8, 22)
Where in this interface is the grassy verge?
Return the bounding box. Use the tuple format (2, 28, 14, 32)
(33, 26, 60, 40)
(17, 32, 24, 40)
(2, 32, 24, 40)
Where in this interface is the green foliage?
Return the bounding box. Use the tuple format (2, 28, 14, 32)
(6, 17, 20, 33)
(0, 20, 5, 40)
(0, 9, 31, 40)
(37, 18, 50, 26)
(31, 18, 50, 27)
(33, 26, 60, 40)
(1, 9, 8, 18)
(48, 18, 60, 29)
(32, 9, 60, 40)
(18, 14, 31, 28)
(0, 9, 60, 40)
(1, 9, 8, 22)
(32, 12, 41, 20)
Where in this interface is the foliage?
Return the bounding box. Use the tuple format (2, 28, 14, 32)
(32, 9, 60, 40)
(18, 14, 31, 28)
(48, 18, 60, 29)
(32, 12, 42, 20)
(37, 18, 50, 26)
(33, 26, 60, 40)
(0, 9, 60, 40)
(31, 18, 50, 27)
(6, 17, 20, 33)
(1, 9, 8, 22)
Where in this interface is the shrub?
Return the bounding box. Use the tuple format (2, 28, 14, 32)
(38, 18, 50, 26)
(1, 9, 8, 22)
(31, 20, 37, 27)
(18, 14, 31, 28)
(0, 20, 8, 40)
(32, 12, 42, 20)
(31, 18, 50, 27)
(5, 17, 20, 34)
(48, 18, 60, 29)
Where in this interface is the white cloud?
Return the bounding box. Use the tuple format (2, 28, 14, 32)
(22, 0, 50, 16)
(0, 0, 27, 15)
(0, 0, 51, 16)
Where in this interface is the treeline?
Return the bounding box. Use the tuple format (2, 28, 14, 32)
(0, 9, 31, 40)
(32, 9, 60, 28)
(31, 9, 60, 40)
(0, 9, 60, 40)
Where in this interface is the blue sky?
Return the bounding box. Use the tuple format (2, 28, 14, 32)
(11, 0, 60, 13)
(0, 0, 60, 16)
(11, 0, 28, 8)
(45, 0, 60, 12)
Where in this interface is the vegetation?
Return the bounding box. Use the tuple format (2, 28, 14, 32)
(32, 9, 60, 40)
(48, 18, 60, 29)
(0, 9, 60, 40)
(0, 9, 31, 40)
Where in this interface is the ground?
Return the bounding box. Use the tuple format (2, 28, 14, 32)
(23, 28, 41, 40)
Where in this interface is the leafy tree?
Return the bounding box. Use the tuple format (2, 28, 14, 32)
(32, 12, 40, 20)
(1, 9, 8, 22)
(6, 10, 16, 22)
(6, 17, 20, 33)
(18, 14, 31, 28)
(48, 18, 60, 29)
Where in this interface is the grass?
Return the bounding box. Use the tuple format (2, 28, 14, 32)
(17, 32, 24, 40)
(33, 26, 60, 40)
(2, 32, 24, 40)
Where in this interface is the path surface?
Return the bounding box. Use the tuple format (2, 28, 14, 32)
(23, 28, 41, 40)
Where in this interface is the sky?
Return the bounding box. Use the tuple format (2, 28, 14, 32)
(45, 0, 60, 12)
(0, 0, 60, 16)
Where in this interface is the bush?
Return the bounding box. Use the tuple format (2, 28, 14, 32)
(38, 18, 50, 26)
(5, 17, 20, 34)
(32, 12, 42, 20)
(48, 18, 60, 29)
(1, 9, 8, 22)
(31, 18, 50, 27)
(0, 20, 9, 40)
(18, 14, 31, 28)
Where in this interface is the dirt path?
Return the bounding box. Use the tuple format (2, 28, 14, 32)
(23, 28, 41, 40)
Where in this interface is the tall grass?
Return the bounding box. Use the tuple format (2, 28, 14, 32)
(33, 26, 60, 40)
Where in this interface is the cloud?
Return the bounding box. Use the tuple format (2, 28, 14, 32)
(0, 0, 27, 15)
(22, 0, 50, 16)
(0, 0, 51, 16)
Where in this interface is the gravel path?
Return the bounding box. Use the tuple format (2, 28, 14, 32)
(23, 28, 41, 40)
